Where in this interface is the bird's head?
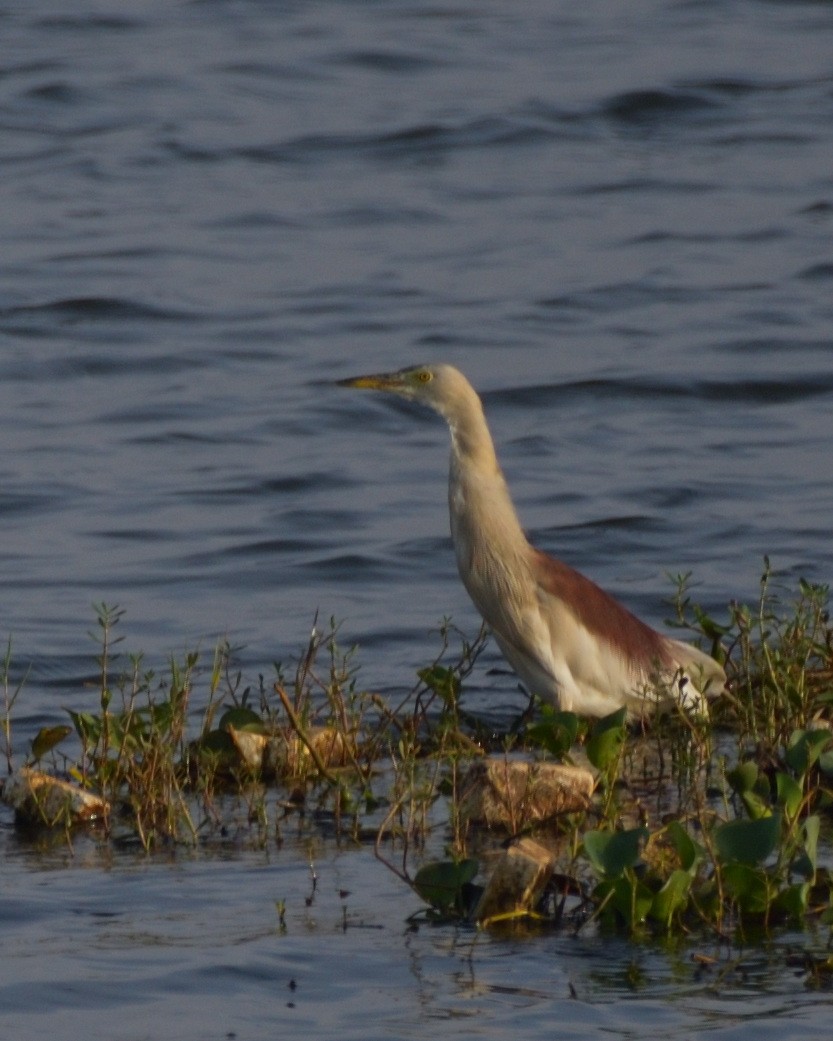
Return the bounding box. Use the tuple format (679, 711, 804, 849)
(337, 363, 471, 421)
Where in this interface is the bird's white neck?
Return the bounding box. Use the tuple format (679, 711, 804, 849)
(442, 384, 500, 476)
(444, 387, 533, 633)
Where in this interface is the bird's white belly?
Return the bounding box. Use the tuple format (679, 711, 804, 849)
(494, 597, 651, 717)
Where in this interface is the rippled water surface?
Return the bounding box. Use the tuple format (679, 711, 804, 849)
(2, 0, 833, 1036)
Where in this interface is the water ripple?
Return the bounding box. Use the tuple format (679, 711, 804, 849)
(601, 87, 725, 128)
(494, 375, 833, 409)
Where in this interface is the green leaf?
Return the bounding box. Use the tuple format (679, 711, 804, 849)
(219, 707, 265, 733)
(67, 709, 102, 746)
(727, 760, 759, 794)
(785, 729, 832, 776)
(597, 874, 653, 928)
(692, 605, 731, 640)
(801, 814, 820, 876)
(741, 790, 773, 821)
(772, 882, 809, 921)
(665, 819, 703, 873)
(775, 771, 803, 818)
(30, 724, 72, 761)
(583, 827, 648, 879)
(714, 814, 780, 866)
(525, 710, 580, 758)
(417, 665, 461, 705)
(649, 869, 692, 928)
(727, 760, 771, 819)
(413, 859, 478, 913)
(195, 729, 236, 757)
(586, 707, 627, 772)
(722, 863, 771, 915)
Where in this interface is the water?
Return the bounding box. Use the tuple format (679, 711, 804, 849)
(2, 0, 833, 1036)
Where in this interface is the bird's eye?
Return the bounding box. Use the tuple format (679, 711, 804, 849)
(416, 370, 432, 383)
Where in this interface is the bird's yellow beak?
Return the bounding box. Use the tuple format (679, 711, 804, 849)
(337, 372, 404, 392)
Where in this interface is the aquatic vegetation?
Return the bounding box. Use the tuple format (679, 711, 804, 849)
(1, 564, 833, 945)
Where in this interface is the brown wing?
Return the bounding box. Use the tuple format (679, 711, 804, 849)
(529, 548, 672, 672)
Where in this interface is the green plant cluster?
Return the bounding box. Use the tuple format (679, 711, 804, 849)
(577, 716, 833, 934)
(401, 563, 833, 936)
(2, 562, 833, 944)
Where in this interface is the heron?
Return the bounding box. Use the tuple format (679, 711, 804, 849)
(338, 363, 725, 718)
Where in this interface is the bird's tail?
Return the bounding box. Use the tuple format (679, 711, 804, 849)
(666, 638, 727, 713)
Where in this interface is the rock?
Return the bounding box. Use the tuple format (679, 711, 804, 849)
(474, 836, 556, 924)
(264, 726, 355, 779)
(225, 724, 356, 779)
(227, 726, 268, 771)
(459, 757, 595, 830)
(1, 767, 109, 826)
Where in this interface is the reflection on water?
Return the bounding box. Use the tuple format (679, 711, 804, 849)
(2, 0, 833, 1037)
(1, 829, 832, 1041)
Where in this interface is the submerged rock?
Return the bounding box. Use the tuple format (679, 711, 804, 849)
(459, 757, 595, 830)
(1, 767, 109, 826)
(474, 836, 557, 924)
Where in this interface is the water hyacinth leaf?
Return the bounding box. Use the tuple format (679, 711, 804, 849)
(197, 729, 237, 757)
(772, 882, 809, 922)
(775, 771, 803, 819)
(798, 814, 821, 877)
(583, 827, 648, 879)
(586, 707, 627, 772)
(722, 863, 771, 915)
(740, 789, 772, 822)
(31, 724, 72, 761)
(714, 814, 780, 866)
(650, 869, 692, 928)
(595, 874, 653, 924)
(413, 858, 478, 913)
(665, 819, 703, 873)
(791, 850, 815, 881)
(525, 709, 580, 758)
(727, 760, 758, 795)
(219, 706, 265, 734)
(727, 761, 771, 820)
(804, 814, 820, 864)
(785, 728, 831, 776)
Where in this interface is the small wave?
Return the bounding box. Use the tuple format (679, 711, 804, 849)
(332, 49, 442, 74)
(722, 336, 830, 355)
(697, 376, 833, 405)
(181, 473, 352, 507)
(798, 262, 833, 281)
(92, 528, 169, 544)
(601, 87, 723, 129)
(23, 81, 88, 104)
(35, 14, 140, 32)
(0, 296, 193, 323)
(0, 490, 60, 518)
(165, 113, 568, 169)
(493, 374, 833, 410)
(216, 536, 320, 560)
(301, 552, 390, 583)
(535, 280, 708, 315)
(799, 201, 833, 217)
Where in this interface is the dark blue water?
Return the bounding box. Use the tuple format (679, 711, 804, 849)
(2, 0, 833, 1036)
